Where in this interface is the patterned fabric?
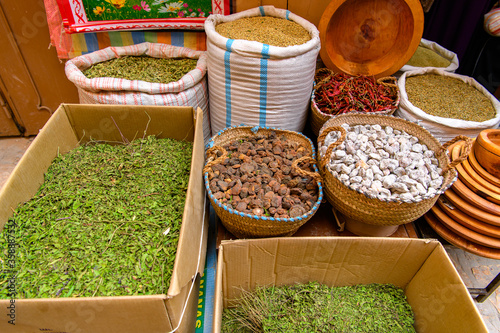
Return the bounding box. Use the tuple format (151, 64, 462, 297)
(484, 4, 500, 36)
(45, 0, 210, 59)
(68, 30, 207, 58)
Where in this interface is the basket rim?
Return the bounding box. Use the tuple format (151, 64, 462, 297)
(310, 75, 401, 118)
(311, 92, 400, 117)
(318, 114, 458, 204)
(204, 125, 323, 223)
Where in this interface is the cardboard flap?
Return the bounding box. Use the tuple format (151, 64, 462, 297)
(0, 106, 78, 228)
(65, 104, 196, 144)
(0, 296, 171, 332)
(169, 107, 208, 297)
(407, 245, 488, 333)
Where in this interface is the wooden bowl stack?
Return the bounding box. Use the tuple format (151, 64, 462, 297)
(424, 131, 500, 259)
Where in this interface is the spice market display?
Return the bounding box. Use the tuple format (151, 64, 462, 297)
(0, 1, 499, 332)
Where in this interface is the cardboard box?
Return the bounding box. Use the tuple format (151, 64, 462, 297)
(0, 104, 208, 332)
(214, 237, 488, 333)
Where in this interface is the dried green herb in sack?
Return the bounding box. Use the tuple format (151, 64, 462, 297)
(314, 69, 398, 115)
(405, 74, 496, 122)
(0, 136, 192, 298)
(406, 46, 452, 68)
(215, 16, 310, 47)
(83, 56, 198, 84)
(222, 282, 415, 333)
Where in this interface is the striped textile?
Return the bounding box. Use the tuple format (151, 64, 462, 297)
(484, 7, 500, 37)
(69, 31, 207, 58)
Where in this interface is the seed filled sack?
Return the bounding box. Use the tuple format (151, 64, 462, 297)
(65, 42, 211, 143)
(204, 6, 320, 135)
(396, 68, 500, 143)
(399, 38, 459, 73)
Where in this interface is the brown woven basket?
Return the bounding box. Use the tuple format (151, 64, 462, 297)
(317, 114, 472, 226)
(204, 126, 323, 238)
(310, 69, 400, 136)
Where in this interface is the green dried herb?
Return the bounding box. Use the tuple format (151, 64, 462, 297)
(0, 136, 193, 298)
(222, 282, 415, 333)
(83, 56, 198, 84)
(405, 74, 496, 122)
(216, 16, 310, 47)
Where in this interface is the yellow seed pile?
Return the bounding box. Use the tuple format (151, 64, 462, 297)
(215, 16, 310, 47)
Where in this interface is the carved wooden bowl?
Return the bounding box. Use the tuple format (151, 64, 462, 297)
(318, 0, 424, 78)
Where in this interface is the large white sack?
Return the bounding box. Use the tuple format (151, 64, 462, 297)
(205, 6, 320, 135)
(65, 42, 211, 143)
(399, 38, 459, 73)
(396, 68, 500, 143)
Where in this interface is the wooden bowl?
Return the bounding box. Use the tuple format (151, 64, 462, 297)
(443, 186, 500, 226)
(437, 197, 500, 239)
(451, 143, 500, 203)
(474, 129, 500, 179)
(318, 0, 424, 78)
(430, 205, 500, 249)
(452, 179, 500, 217)
(469, 144, 500, 188)
(424, 210, 500, 260)
(461, 154, 500, 195)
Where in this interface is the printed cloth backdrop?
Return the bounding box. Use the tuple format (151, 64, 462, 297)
(45, 0, 229, 58)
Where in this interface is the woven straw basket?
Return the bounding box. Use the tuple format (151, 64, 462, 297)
(317, 114, 472, 226)
(204, 126, 323, 238)
(310, 69, 400, 136)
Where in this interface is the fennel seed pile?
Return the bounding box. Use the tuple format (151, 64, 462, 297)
(405, 74, 496, 122)
(215, 16, 310, 47)
(406, 46, 451, 68)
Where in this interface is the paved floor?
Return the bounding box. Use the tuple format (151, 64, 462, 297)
(1, 136, 499, 332)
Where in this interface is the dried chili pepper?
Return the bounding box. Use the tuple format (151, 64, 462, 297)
(313, 68, 399, 116)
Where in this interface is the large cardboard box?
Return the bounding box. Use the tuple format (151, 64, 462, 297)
(0, 104, 208, 332)
(214, 237, 488, 333)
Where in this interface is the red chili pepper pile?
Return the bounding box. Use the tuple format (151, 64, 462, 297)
(313, 69, 399, 115)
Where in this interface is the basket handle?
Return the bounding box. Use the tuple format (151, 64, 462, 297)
(439, 135, 474, 175)
(292, 156, 322, 182)
(317, 126, 347, 171)
(203, 145, 228, 174)
(376, 76, 398, 89)
(313, 67, 335, 90)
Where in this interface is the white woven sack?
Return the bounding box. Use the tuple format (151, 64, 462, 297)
(396, 68, 500, 143)
(399, 38, 459, 73)
(204, 6, 320, 135)
(65, 42, 211, 143)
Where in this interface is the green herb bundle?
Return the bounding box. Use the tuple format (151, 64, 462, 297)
(222, 282, 416, 333)
(0, 136, 192, 298)
(82, 56, 198, 84)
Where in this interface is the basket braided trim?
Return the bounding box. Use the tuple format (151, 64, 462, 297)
(318, 114, 458, 226)
(205, 126, 323, 238)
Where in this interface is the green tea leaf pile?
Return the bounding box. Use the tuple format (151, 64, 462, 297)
(83, 56, 198, 84)
(0, 136, 192, 298)
(222, 282, 415, 333)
